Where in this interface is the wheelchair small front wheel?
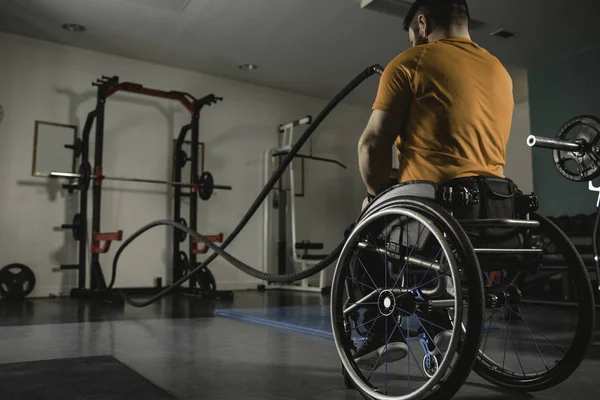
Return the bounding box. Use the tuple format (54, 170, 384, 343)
(331, 199, 485, 400)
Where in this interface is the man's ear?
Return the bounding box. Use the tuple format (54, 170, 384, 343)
(417, 14, 431, 36)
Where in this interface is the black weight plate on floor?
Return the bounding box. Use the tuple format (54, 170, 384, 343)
(176, 218, 187, 242)
(197, 172, 214, 201)
(78, 162, 92, 192)
(195, 266, 216, 294)
(0, 264, 36, 300)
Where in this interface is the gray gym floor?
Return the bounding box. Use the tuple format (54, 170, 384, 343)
(0, 291, 598, 399)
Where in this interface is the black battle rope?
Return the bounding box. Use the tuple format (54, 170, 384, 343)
(109, 64, 384, 307)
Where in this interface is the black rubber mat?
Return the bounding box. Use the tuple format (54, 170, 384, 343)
(0, 355, 176, 400)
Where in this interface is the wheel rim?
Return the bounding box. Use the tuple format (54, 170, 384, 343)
(331, 206, 465, 400)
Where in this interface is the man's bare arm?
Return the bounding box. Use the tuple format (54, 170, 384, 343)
(358, 109, 403, 196)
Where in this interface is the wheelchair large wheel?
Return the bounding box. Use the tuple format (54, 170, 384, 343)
(473, 213, 595, 391)
(331, 198, 485, 400)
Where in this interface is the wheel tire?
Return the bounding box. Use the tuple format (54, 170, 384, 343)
(331, 197, 485, 400)
(342, 365, 354, 389)
(473, 212, 595, 391)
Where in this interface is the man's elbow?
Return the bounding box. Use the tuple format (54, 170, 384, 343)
(358, 130, 377, 154)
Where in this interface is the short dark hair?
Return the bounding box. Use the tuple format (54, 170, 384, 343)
(403, 0, 471, 32)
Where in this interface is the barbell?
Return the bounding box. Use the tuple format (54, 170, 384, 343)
(50, 162, 232, 200)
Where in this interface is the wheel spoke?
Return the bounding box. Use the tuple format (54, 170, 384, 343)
(481, 309, 497, 354)
(507, 305, 566, 355)
(392, 224, 427, 291)
(385, 314, 388, 395)
(385, 216, 388, 290)
(354, 253, 380, 293)
(354, 315, 384, 354)
(502, 305, 511, 372)
(517, 305, 550, 371)
(416, 317, 447, 359)
(504, 307, 526, 376)
(409, 272, 451, 293)
(521, 300, 577, 329)
(407, 313, 411, 392)
(403, 310, 452, 334)
(346, 275, 378, 292)
(394, 317, 427, 378)
(366, 317, 397, 382)
(417, 247, 443, 287)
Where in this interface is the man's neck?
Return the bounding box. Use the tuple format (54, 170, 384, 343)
(429, 27, 471, 43)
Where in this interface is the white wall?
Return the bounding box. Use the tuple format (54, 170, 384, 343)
(505, 101, 534, 193)
(0, 32, 372, 297)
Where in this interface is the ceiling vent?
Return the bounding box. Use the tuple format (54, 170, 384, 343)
(360, 0, 487, 31)
(490, 29, 516, 39)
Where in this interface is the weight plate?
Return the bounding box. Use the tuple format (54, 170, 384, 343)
(177, 251, 189, 271)
(0, 264, 36, 301)
(176, 218, 187, 243)
(78, 162, 92, 192)
(197, 171, 214, 201)
(72, 213, 82, 241)
(194, 266, 216, 294)
(177, 149, 188, 169)
(553, 115, 600, 182)
(73, 138, 83, 158)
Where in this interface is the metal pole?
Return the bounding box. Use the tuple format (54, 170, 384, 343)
(91, 84, 108, 291)
(78, 111, 96, 290)
(173, 124, 191, 284)
(189, 100, 200, 289)
(48, 171, 233, 191)
(526, 135, 583, 151)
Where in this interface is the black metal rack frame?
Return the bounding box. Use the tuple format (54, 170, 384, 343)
(63, 75, 228, 304)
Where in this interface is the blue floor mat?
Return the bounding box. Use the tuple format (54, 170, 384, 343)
(216, 306, 334, 339)
(216, 306, 500, 341)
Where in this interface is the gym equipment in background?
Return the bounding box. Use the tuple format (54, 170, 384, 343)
(46, 75, 232, 304)
(528, 115, 600, 300)
(262, 116, 347, 293)
(0, 264, 36, 301)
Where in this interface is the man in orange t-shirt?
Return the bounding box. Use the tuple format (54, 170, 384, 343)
(354, 0, 514, 371)
(358, 0, 514, 208)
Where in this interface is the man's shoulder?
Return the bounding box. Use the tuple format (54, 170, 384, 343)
(387, 45, 430, 71)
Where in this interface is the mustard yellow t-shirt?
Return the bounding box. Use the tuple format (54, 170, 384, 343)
(373, 37, 514, 184)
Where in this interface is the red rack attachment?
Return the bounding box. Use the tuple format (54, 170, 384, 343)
(192, 233, 224, 255)
(91, 231, 123, 254)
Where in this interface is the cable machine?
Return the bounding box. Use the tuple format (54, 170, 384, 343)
(262, 116, 347, 293)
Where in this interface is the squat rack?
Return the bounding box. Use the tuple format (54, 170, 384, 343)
(59, 75, 232, 304)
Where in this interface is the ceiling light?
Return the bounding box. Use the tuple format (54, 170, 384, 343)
(62, 24, 86, 33)
(239, 64, 258, 71)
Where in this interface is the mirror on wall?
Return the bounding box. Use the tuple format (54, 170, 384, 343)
(32, 121, 78, 177)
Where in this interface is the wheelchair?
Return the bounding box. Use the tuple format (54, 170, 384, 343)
(330, 177, 596, 400)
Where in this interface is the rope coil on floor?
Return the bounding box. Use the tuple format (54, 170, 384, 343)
(110, 64, 384, 307)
